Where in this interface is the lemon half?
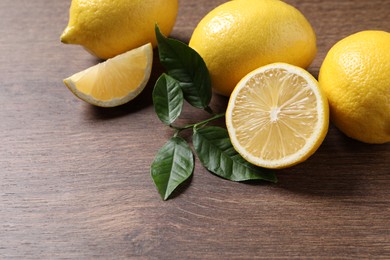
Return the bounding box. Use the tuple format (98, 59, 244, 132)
(63, 43, 153, 107)
(226, 63, 329, 169)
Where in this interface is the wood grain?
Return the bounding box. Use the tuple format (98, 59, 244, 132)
(1, 0, 389, 259)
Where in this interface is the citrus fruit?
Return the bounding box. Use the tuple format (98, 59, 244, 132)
(189, 0, 317, 97)
(226, 63, 329, 169)
(63, 43, 153, 107)
(61, 0, 178, 59)
(319, 30, 390, 144)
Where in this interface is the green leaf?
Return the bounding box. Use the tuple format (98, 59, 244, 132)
(155, 24, 212, 109)
(193, 126, 277, 183)
(153, 74, 184, 125)
(151, 136, 194, 200)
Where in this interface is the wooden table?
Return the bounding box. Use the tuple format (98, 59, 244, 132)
(1, 0, 389, 259)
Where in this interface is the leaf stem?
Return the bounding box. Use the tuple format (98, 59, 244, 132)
(194, 113, 225, 130)
(169, 113, 225, 133)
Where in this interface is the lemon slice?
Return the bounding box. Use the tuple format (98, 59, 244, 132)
(63, 43, 153, 107)
(226, 63, 329, 169)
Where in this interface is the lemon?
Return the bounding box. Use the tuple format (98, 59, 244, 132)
(61, 0, 178, 59)
(319, 30, 390, 144)
(189, 0, 317, 97)
(63, 43, 153, 107)
(226, 63, 329, 169)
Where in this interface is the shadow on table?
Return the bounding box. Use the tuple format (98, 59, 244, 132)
(274, 125, 390, 197)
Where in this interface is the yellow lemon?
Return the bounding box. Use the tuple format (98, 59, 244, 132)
(189, 0, 317, 97)
(319, 30, 390, 144)
(61, 0, 178, 59)
(226, 63, 329, 169)
(63, 43, 153, 107)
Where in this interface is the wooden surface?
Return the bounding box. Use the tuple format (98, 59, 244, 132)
(1, 0, 389, 259)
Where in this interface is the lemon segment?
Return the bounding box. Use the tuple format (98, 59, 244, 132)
(226, 63, 329, 169)
(63, 43, 153, 107)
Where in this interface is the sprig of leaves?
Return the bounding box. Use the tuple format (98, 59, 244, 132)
(151, 25, 277, 200)
(155, 25, 212, 109)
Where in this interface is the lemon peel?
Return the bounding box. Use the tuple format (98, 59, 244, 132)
(61, 0, 178, 59)
(319, 30, 390, 144)
(189, 0, 317, 96)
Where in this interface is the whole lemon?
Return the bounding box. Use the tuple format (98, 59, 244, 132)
(189, 0, 317, 96)
(319, 30, 390, 144)
(61, 0, 178, 59)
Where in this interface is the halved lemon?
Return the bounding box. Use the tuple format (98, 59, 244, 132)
(226, 63, 329, 169)
(63, 43, 153, 107)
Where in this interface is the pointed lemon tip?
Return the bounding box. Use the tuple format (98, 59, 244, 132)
(60, 31, 70, 44)
(60, 27, 75, 44)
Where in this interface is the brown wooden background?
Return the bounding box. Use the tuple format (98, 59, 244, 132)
(1, 0, 389, 259)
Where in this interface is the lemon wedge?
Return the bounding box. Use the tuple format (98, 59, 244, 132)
(63, 43, 153, 107)
(226, 63, 329, 169)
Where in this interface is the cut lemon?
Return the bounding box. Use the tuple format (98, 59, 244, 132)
(226, 63, 329, 169)
(63, 43, 153, 107)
